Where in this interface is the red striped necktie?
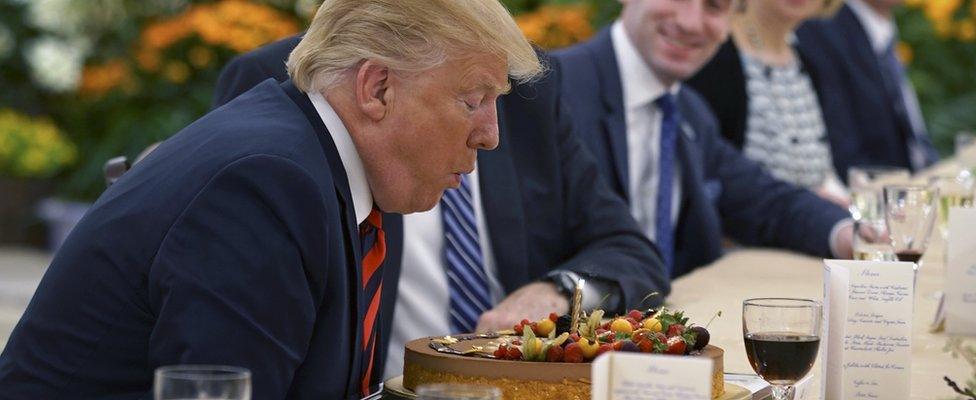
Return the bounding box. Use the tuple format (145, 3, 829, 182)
(359, 209, 386, 397)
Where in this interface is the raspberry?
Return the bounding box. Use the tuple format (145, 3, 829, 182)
(549, 312, 559, 322)
(628, 310, 644, 320)
(563, 343, 584, 363)
(507, 346, 523, 360)
(546, 344, 565, 362)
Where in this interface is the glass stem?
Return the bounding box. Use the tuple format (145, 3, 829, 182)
(771, 384, 795, 400)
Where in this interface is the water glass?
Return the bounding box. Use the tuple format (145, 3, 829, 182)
(928, 174, 975, 240)
(415, 383, 502, 400)
(154, 365, 251, 400)
(883, 185, 938, 264)
(742, 298, 822, 400)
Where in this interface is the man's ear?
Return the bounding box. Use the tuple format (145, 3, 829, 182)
(355, 60, 391, 121)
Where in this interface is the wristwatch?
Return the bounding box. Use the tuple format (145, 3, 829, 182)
(542, 270, 582, 301)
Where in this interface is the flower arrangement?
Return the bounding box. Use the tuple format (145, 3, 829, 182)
(897, 0, 976, 153)
(516, 3, 594, 50)
(0, 109, 76, 178)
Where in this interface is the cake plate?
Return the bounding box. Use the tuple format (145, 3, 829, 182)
(382, 375, 752, 400)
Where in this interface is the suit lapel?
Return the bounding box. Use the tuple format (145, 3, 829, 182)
(589, 30, 631, 199)
(281, 80, 364, 397)
(479, 103, 529, 293)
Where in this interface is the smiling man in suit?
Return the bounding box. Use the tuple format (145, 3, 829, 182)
(797, 0, 939, 173)
(212, 32, 670, 378)
(0, 1, 547, 398)
(553, 0, 856, 279)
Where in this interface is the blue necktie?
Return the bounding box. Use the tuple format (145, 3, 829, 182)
(655, 94, 679, 277)
(441, 176, 490, 333)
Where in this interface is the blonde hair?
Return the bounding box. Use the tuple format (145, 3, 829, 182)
(287, 0, 542, 93)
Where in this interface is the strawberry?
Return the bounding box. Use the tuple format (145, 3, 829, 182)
(612, 340, 625, 351)
(521, 319, 531, 326)
(507, 346, 523, 360)
(546, 344, 565, 362)
(569, 333, 581, 343)
(628, 309, 644, 321)
(563, 343, 584, 363)
(637, 338, 654, 353)
(493, 344, 508, 359)
(514, 323, 524, 335)
(596, 343, 614, 357)
(667, 323, 685, 338)
(549, 312, 559, 322)
(665, 336, 686, 355)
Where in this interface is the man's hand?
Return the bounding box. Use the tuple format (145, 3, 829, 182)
(475, 281, 568, 333)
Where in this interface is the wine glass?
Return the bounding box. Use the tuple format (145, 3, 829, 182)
(883, 185, 939, 265)
(847, 166, 910, 260)
(743, 298, 822, 400)
(415, 383, 502, 400)
(928, 174, 975, 240)
(154, 365, 251, 400)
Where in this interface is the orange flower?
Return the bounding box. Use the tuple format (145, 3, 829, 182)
(79, 59, 131, 97)
(135, 0, 300, 73)
(516, 4, 594, 50)
(924, 0, 962, 24)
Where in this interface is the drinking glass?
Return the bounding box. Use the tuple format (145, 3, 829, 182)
(743, 298, 822, 400)
(928, 174, 975, 240)
(154, 365, 251, 400)
(957, 131, 976, 173)
(415, 383, 502, 400)
(883, 185, 939, 264)
(847, 166, 910, 259)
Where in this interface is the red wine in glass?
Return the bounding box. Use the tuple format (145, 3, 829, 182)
(895, 250, 923, 263)
(744, 332, 820, 385)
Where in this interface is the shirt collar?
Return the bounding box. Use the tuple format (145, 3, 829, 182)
(307, 91, 373, 225)
(611, 21, 680, 112)
(847, 0, 896, 55)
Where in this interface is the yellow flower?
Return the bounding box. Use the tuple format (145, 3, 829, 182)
(0, 109, 75, 178)
(924, 0, 962, 22)
(957, 19, 976, 41)
(188, 46, 213, 69)
(905, 0, 925, 8)
(896, 41, 914, 64)
(516, 4, 594, 49)
(162, 61, 191, 83)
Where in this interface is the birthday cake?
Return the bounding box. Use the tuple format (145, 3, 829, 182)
(402, 309, 725, 399)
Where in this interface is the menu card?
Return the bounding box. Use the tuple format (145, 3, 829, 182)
(946, 207, 976, 336)
(822, 260, 915, 400)
(591, 352, 712, 400)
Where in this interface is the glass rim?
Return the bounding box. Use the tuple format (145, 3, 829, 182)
(882, 184, 937, 193)
(849, 165, 911, 174)
(415, 383, 502, 395)
(154, 365, 251, 381)
(742, 297, 821, 308)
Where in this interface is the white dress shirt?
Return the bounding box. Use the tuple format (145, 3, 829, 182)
(382, 167, 502, 380)
(308, 91, 502, 380)
(611, 21, 682, 241)
(307, 91, 372, 224)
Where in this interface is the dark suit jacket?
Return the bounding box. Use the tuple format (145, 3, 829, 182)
(687, 39, 860, 181)
(553, 29, 851, 278)
(212, 37, 669, 356)
(797, 4, 939, 172)
(0, 80, 382, 399)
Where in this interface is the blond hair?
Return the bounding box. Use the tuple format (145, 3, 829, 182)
(287, 0, 542, 93)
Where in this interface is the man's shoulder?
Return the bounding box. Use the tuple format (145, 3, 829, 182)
(225, 35, 302, 80)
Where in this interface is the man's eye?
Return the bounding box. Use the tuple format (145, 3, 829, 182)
(464, 101, 478, 111)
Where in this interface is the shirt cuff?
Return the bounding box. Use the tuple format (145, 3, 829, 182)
(828, 218, 855, 258)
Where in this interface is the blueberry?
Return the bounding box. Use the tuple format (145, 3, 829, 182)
(556, 314, 574, 335)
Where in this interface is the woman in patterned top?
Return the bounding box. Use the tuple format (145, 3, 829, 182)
(688, 0, 849, 207)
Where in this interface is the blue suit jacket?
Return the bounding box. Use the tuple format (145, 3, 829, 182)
(211, 37, 669, 344)
(553, 29, 851, 278)
(0, 80, 381, 398)
(797, 4, 939, 172)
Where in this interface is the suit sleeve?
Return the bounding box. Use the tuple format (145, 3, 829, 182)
(550, 113, 671, 310)
(702, 123, 850, 256)
(213, 54, 276, 108)
(146, 154, 329, 400)
(543, 55, 670, 309)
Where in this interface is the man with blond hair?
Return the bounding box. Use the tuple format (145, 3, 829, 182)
(0, 1, 540, 398)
